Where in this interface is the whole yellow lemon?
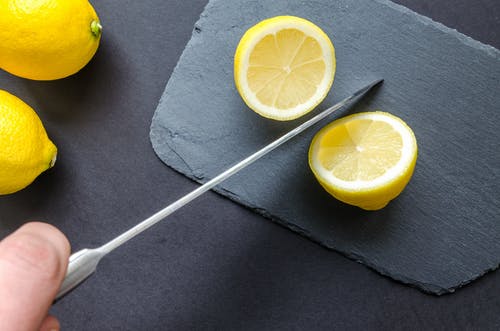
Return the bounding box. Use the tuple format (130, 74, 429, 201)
(0, 90, 57, 194)
(0, 0, 102, 80)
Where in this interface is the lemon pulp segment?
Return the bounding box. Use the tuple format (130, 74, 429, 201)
(248, 29, 325, 108)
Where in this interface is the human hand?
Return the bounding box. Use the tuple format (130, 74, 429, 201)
(0, 222, 70, 331)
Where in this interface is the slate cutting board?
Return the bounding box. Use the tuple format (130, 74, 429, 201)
(150, 0, 500, 294)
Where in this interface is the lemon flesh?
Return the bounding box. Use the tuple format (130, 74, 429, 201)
(0, 0, 101, 80)
(234, 16, 336, 120)
(309, 111, 418, 210)
(0, 90, 57, 194)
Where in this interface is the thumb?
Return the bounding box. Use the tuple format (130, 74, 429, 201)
(0, 222, 70, 331)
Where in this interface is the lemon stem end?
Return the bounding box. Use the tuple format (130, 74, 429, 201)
(49, 152, 57, 168)
(91, 20, 102, 37)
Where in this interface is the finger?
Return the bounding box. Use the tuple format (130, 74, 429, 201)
(39, 315, 60, 331)
(0, 222, 70, 331)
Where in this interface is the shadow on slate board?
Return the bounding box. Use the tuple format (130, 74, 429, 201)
(150, 0, 500, 294)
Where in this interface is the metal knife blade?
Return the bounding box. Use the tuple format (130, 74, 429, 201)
(55, 78, 383, 300)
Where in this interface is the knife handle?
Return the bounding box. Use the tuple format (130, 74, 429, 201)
(55, 248, 104, 300)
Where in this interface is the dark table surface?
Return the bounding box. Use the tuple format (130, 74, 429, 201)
(0, 0, 499, 330)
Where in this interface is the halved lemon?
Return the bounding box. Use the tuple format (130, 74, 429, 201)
(309, 111, 418, 210)
(234, 16, 336, 120)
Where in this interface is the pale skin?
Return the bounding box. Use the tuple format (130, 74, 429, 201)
(0, 222, 70, 331)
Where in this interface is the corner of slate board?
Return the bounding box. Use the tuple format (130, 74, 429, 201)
(150, 0, 500, 295)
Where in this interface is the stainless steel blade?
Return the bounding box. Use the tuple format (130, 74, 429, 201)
(55, 79, 383, 300)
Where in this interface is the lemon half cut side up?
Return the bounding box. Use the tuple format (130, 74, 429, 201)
(309, 111, 418, 210)
(234, 16, 336, 121)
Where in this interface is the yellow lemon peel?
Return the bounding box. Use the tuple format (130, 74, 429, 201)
(0, 0, 102, 80)
(0, 90, 57, 194)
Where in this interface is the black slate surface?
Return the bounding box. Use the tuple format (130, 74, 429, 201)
(0, 0, 499, 329)
(150, 0, 500, 295)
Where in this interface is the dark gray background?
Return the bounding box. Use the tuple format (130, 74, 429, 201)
(0, 0, 498, 329)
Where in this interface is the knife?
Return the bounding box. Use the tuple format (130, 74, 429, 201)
(55, 78, 383, 300)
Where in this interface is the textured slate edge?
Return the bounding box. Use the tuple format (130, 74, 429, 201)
(150, 0, 500, 295)
(376, 0, 499, 58)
